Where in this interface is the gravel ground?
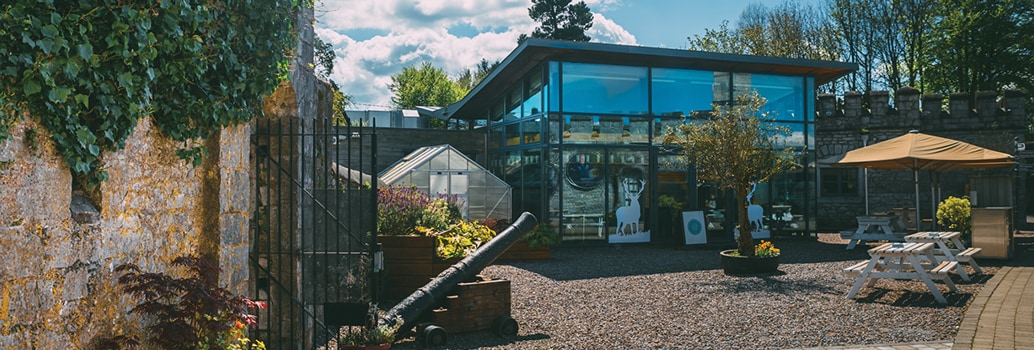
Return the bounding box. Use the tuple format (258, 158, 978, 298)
(388, 234, 997, 350)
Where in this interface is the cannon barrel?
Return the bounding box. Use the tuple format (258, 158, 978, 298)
(381, 212, 538, 330)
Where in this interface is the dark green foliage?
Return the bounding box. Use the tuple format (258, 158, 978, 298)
(0, 0, 299, 185)
(518, 0, 594, 44)
(115, 255, 267, 350)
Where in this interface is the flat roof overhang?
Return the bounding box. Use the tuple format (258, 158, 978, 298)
(444, 39, 857, 121)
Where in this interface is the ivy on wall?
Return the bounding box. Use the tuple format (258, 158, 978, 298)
(0, 0, 301, 186)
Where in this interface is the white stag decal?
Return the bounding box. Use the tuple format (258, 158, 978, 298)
(615, 179, 646, 235)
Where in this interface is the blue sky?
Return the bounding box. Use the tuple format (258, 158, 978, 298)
(316, 0, 826, 109)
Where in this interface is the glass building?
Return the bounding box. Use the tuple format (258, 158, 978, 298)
(442, 39, 855, 244)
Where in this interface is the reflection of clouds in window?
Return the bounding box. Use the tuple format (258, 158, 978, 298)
(774, 131, 806, 147)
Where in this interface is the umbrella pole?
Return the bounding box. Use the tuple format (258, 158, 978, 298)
(914, 169, 921, 231)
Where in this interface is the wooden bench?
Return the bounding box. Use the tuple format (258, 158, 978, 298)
(843, 261, 871, 277)
(956, 247, 984, 274)
(929, 260, 959, 277)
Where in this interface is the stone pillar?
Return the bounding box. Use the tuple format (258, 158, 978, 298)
(844, 91, 863, 119)
(896, 87, 920, 126)
(1003, 89, 1026, 119)
(868, 90, 890, 118)
(975, 90, 999, 117)
(949, 92, 971, 118)
(817, 94, 837, 118)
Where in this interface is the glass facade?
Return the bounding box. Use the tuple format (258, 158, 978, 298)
(485, 62, 815, 244)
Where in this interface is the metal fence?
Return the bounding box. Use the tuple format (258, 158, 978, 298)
(251, 115, 379, 349)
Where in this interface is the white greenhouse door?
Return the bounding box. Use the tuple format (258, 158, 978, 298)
(430, 172, 470, 219)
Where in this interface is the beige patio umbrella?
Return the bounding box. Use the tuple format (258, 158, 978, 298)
(832, 130, 1015, 228)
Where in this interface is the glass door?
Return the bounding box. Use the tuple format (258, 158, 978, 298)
(607, 148, 650, 243)
(559, 148, 606, 241)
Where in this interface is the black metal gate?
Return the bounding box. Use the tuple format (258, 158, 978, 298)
(250, 115, 379, 349)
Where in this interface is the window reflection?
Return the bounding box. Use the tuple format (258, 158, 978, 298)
(652, 68, 715, 116)
(561, 63, 648, 115)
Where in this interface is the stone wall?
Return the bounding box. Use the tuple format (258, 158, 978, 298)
(0, 117, 251, 347)
(334, 127, 488, 175)
(815, 88, 1026, 230)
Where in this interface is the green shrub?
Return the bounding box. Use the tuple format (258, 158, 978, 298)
(937, 195, 972, 240)
(524, 221, 561, 248)
(420, 220, 498, 259)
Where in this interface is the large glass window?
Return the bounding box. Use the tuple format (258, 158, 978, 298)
(769, 122, 806, 148)
(651, 68, 715, 117)
(522, 72, 543, 117)
(562, 63, 648, 115)
(548, 61, 560, 113)
(820, 168, 859, 197)
(505, 123, 521, 146)
(521, 118, 542, 144)
(746, 74, 805, 121)
(506, 89, 521, 121)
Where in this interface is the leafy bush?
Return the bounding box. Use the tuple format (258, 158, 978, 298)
(524, 221, 561, 248)
(114, 256, 267, 350)
(937, 195, 972, 240)
(420, 220, 498, 259)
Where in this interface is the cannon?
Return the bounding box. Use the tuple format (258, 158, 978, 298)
(380, 212, 538, 346)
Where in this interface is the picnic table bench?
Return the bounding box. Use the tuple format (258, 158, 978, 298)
(844, 242, 958, 304)
(905, 231, 983, 281)
(841, 214, 908, 250)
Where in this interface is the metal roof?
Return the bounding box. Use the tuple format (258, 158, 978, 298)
(442, 38, 857, 121)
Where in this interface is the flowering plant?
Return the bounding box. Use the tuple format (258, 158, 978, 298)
(377, 185, 459, 236)
(754, 240, 780, 257)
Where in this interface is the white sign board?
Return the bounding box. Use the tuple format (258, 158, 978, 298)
(682, 211, 707, 245)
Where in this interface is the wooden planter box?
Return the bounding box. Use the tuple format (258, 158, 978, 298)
(379, 236, 459, 300)
(498, 239, 551, 261)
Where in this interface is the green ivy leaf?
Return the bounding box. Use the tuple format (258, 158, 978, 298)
(76, 43, 92, 61)
(40, 24, 58, 38)
(24, 80, 41, 95)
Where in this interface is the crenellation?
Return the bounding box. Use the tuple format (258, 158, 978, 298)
(976, 90, 999, 117)
(815, 88, 1027, 233)
(949, 92, 972, 119)
(868, 90, 890, 120)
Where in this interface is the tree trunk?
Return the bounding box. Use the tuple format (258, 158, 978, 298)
(736, 191, 754, 256)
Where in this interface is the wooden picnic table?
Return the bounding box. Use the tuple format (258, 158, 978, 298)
(844, 242, 958, 304)
(905, 231, 983, 281)
(842, 214, 907, 250)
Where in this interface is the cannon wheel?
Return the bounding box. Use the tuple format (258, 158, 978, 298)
(492, 316, 519, 337)
(418, 324, 448, 347)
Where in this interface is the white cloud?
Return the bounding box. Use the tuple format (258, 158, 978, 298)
(588, 13, 637, 45)
(316, 0, 638, 109)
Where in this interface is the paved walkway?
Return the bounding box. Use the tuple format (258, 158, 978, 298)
(794, 266, 1034, 350)
(952, 266, 1034, 350)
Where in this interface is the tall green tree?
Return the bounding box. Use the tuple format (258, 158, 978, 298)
(926, 0, 1034, 101)
(314, 36, 335, 81)
(456, 59, 501, 92)
(688, 1, 840, 79)
(388, 62, 465, 110)
(518, 0, 594, 44)
(312, 34, 354, 126)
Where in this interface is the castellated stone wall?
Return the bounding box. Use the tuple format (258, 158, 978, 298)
(0, 117, 251, 347)
(815, 88, 1027, 231)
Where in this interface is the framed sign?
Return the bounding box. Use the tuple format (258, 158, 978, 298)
(565, 153, 602, 190)
(683, 211, 707, 245)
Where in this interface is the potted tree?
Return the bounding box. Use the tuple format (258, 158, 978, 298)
(664, 91, 798, 274)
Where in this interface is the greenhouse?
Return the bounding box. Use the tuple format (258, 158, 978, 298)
(380, 144, 513, 222)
